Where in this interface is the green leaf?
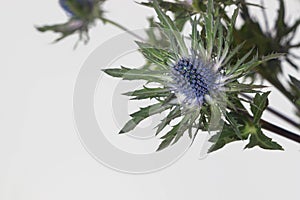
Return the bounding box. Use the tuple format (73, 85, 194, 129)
(157, 110, 199, 151)
(204, 0, 214, 57)
(190, 17, 206, 58)
(230, 53, 283, 80)
(123, 86, 170, 100)
(250, 92, 270, 124)
(118, 117, 145, 135)
(103, 66, 169, 83)
(225, 112, 243, 139)
(228, 7, 239, 39)
(223, 42, 245, 68)
(208, 105, 283, 153)
(157, 124, 179, 151)
(36, 19, 87, 43)
(275, 0, 286, 39)
(172, 112, 199, 144)
(156, 106, 181, 135)
(244, 125, 284, 150)
(190, 17, 199, 51)
(152, 0, 188, 56)
(103, 66, 130, 77)
(227, 82, 267, 93)
(119, 103, 172, 134)
(231, 7, 239, 28)
(290, 75, 300, 91)
(208, 123, 249, 153)
(216, 21, 224, 60)
(136, 41, 174, 69)
(228, 48, 254, 75)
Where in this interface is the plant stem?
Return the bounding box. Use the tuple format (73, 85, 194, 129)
(261, 119, 300, 143)
(99, 17, 146, 41)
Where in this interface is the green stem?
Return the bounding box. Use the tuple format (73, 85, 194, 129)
(99, 17, 146, 41)
(261, 119, 300, 143)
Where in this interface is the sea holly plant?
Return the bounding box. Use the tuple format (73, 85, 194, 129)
(103, 0, 286, 152)
(37, 0, 300, 153)
(149, 0, 300, 129)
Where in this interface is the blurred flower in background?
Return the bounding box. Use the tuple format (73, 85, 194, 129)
(36, 0, 106, 46)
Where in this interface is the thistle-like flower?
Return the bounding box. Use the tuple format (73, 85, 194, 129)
(37, 0, 106, 44)
(170, 56, 223, 108)
(104, 0, 283, 152)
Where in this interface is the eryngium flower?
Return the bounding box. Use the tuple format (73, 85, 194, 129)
(103, 0, 280, 151)
(170, 56, 223, 107)
(37, 0, 106, 44)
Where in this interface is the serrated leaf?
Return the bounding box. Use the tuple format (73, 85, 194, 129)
(103, 66, 169, 83)
(123, 87, 170, 100)
(208, 123, 249, 153)
(250, 92, 270, 124)
(190, 17, 206, 57)
(136, 41, 174, 69)
(157, 110, 199, 151)
(216, 22, 224, 60)
(244, 125, 284, 150)
(228, 48, 254, 75)
(119, 103, 172, 134)
(119, 117, 144, 135)
(157, 124, 179, 151)
(225, 112, 243, 139)
(172, 112, 199, 145)
(223, 42, 245, 68)
(204, 0, 214, 57)
(156, 106, 181, 135)
(152, 0, 188, 56)
(191, 17, 199, 51)
(103, 66, 130, 77)
(230, 53, 283, 80)
(227, 83, 267, 93)
(36, 19, 86, 43)
(140, 1, 192, 31)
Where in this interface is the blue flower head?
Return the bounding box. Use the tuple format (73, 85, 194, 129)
(59, 0, 94, 17)
(37, 0, 105, 45)
(170, 56, 223, 107)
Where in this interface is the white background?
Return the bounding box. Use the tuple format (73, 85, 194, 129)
(1, 0, 300, 199)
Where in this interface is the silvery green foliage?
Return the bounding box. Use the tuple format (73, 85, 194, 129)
(36, 0, 300, 152)
(104, 0, 283, 152)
